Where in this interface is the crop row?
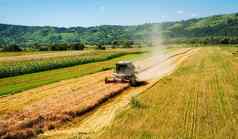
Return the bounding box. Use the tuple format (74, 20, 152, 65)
(0, 50, 121, 64)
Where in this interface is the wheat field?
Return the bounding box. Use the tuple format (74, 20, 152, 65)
(96, 47, 238, 139)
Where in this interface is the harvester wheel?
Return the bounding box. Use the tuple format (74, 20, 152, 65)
(129, 76, 137, 86)
(105, 77, 109, 84)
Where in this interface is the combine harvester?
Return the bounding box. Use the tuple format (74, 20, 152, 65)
(105, 61, 138, 86)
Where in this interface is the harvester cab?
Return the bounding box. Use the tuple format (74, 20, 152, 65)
(105, 61, 137, 86)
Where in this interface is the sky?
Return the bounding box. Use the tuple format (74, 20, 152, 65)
(0, 0, 238, 27)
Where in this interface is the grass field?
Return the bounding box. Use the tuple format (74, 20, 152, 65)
(96, 47, 238, 139)
(0, 53, 143, 96)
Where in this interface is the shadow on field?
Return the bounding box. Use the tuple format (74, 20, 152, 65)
(134, 81, 149, 87)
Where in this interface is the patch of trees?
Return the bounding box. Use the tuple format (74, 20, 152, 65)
(35, 43, 84, 51)
(0, 43, 86, 52)
(110, 40, 136, 48)
(96, 44, 106, 50)
(1, 44, 22, 52)
(122, 41, 134, 48)
(47, 43, 85, 51)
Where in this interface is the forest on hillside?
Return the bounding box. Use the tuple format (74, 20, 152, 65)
(1, 12, 238, 51)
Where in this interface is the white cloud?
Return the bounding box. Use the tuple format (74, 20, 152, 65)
(191, 13, 198, 17)
(161, 15, 168, 20)
(99, 6, 105, 13)
(177, 10, 184, 14)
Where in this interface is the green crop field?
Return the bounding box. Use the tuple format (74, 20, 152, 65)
(0, 52, 144, 96)
(96, 46, 238, 139)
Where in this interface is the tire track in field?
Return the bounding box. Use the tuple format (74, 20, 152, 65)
(198, 48, 238, 138)
(182, 53, 202, 139)
(192, 85, 199, 139)
(183, 84, 193, 139)
(136, 48, 193, 74)
(187, 86, 197, 139)
(214, 50, 237, 137)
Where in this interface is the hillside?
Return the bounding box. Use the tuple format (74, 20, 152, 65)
(160, 13, 238, 43)
(0, 12, 238, 47)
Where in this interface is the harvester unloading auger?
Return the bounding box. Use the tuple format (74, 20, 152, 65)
(105, 61, 137, 86)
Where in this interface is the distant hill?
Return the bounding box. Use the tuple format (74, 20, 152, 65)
(159, 13, 238, 44)
(1, 12, 238, 47)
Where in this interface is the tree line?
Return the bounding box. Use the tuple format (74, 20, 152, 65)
(0, 40, 139, 52)
(0, 43, 85, 52)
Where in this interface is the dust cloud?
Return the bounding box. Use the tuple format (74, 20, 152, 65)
(134, 25, 174, 81)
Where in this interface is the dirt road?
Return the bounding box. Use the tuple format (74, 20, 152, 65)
(40, 48, 199, 138)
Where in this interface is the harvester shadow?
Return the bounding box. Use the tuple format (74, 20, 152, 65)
(134, 81, 149, 87)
